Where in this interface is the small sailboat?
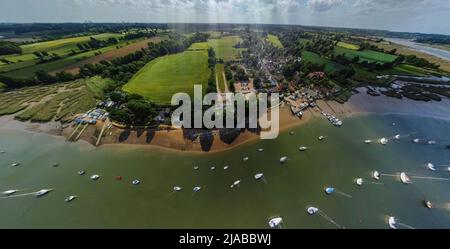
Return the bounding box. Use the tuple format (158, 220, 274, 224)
(388, 216, 397, 229)
(223, 166, 229, 170)
(11, 163, 20, 167)
(65, 196, 76, 202)
(210, 166, 216, 171)
(132, 180, 140, 185)
(243, 157, 249, 162)
(307, 207, 319, 215)
(173, 186, 183, 192)
(36, 189, 52, 197)
(258, 148, 264, 152)
(356, 178, 363, 186)
(394, 134, 401, 140)
(2, 190, 18, 196)
(268, 217, 283, 229)
(380, 138, 388, 145)
(193, 186, 202, 192)
(299, 146, 308, 151)
(254, 173, 264, 180)
(400, 172, 411, 184)
(90, 174, 100, 180)
(426, 163, 436, 171)
(364, 140, 373, 144)
(373, 171, 381, 180)
(78, 170, 86, 175)
(424, 200, 433, 209)
(325, 187, 335, 195)
(280, 156, 288, 163)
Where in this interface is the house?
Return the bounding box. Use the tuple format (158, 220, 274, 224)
(307, 71, 326, 79)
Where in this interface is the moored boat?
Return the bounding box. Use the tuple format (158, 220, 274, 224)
(174, 186, 183, 192)
(193, 186, 202, 192)
(307, 207, 319, 215)
(36, 189, 52, 197)
(268, 217, 283, 229)
(2, 190, 18, 196)
(65, 196, 76, 202)
(90, 174, 100, 180)
(400, 172, 411, 184)
(388, 216, 397, 229)
(254, 173, 264, 180)
(325, 187, 335, 195)
(356, 178, 363, 186)
(426, 163, 436, 171)
(280, 156, 288, 163)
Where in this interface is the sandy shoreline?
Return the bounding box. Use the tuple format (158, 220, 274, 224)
(2, 92, 450, 153)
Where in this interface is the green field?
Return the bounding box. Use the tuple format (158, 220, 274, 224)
(337, 41, 360, 50)
(123, 50, 211, 104)
(215, 64, 226, 92)
(188, 42, 209, 51)
(266, 34, 283, 48)
(207, 36, 245, 62)
(302, 51, 347, 73)
(334, 46, 398, 63)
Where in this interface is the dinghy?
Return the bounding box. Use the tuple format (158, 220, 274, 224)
(11, 163, 20, 167)
(307, 207, 319, 215)
(299, 146, 308, 151)
(2, 190, 18, 196)
(268, 217, 283, 229)
(325, 187, 335, 195)
(193, 186, 202, 192)
(356, 178, 363, 186)
(364, 140, 372, 144)
(427, 163, 436, 171)
(65, 196, 76, 202)
(280, 156, 288, 163)
(380, 138, 389, 145)
(388, 216, 397, 229)
(173, 186, 183, 192)
(400, 172, 411, 184)
(36, 189, 52, 197)
(78, 170, 86, 175)
(90, 174, 100, 180)
(132, 180, 140, 185)
(373, 171, 381, 180)
(254, 173, 264, 180)
(424, 200, 433, 209)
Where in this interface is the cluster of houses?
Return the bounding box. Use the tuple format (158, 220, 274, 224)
(74, 108, 109, 125)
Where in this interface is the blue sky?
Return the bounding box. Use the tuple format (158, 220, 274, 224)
(1, 0, 449, 35)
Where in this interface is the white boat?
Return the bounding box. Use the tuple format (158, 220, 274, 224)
(388, 216, 397, 229)
(426, 163, 436, 171)
(193, 186, 202, 192)
(380, 138, 389, 145)
(413, 138, 420, 144)
(325, 187, 335, 195)
(334, 120, 343, 127)
(448, 167, 450, 172)
(254, 173, 264, 180)
(193, 166, 199, 170)
(90, 174, 100, 180)
(392, 123, 396, 126)
(232, 180, 241, 188)
(373, 171, 380, 180)
(307, 207, 319, 215)
(173, 186, 183, 192)
(36, 189, 52, 197)
(428, 140, 437, 145)
(299, 146, 308, 151)
(268, 217, 283, 228)
(258, 148, 264, 152)
(0, 150, 5, 154)
(280, 156, 288, 163)
(210, 166, 216, 171)
(65, 196, 76, 202)
(318, 136, 326, 141)
(400, 172, 411, 184)
(356, 178, 363, 186)
(394, 134, 401, 140)
(364, 140, 372, 144)
(243, 157, 249, 162)
(223, 166, 229, 170)
(424, 201, 433, 209)
(11, 163, 20, 167)
(52, 163, 59, 167)
(132, 180, 140, 185)
(2, 190, 18, 196)
(78, 170, 86, 175)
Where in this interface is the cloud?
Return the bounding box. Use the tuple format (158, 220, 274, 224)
(307, 0, 343, 12)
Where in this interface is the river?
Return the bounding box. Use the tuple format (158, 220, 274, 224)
(1, 114, 450, 228)
(385, 38, 450, 61)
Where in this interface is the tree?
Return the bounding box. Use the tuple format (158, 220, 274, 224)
(127, 99, 156, 125)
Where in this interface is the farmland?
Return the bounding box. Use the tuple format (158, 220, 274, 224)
(123, 50, 211, 104)
(302, 51, 347, 73)
(188, 42, 209, 51)
(266, 34, 283, 48)
(207, 36, 245, 62)
(337, 41, 360, 50)
(334, 46, 398, 63)
(215, 64, 227, 92)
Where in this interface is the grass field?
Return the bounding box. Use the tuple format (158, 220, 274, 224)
(334, 46, 398, 63)
(123, 50, 211, 104)
(337, 41, 360, 50)
(266, 34, 283, 48)
(302, 51, 347, 73)
(188, 42, 209, 51)
(207, 36, 245, 62)
(215, 64, 227, 92)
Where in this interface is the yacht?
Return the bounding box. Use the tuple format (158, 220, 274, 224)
(232, 180, 241, 187)
(193, 166, 199, 170)
(356, 178, 363, 186)
(258, 148, 264, 152)
(132, 180, 140, 185)
(325, 187, 335, 195)
(36, 189, 52, 197)
(173, 186, 183, 192)
(243, 157, 249, 162)
(2, 190, 18, 196)
(299, 146, 308, 151)
(424, 201, 433, 209)
(193, 186, 202, 192)
(223, 166, 229, 170)
(268, 217, 283, 229)
(210, 166, 216, 171)
(373, 171, 381, 180)
(426, 163, 436, 171)
(364, 140, 373, 144)
(90, 174, 100, 180)
(394, 134, 401, 140)
(11, 163, 20, 167)
(254, 173, 264, 180)
(318, 136, 326, 141)
(388, 216, 397, 229)
(78, 170, 86, 175)
(280, 156, 288, 163)
(65, 196, 76, 202)
(307, 207, 319, 215)
(413, 138, 420, 144)
(400, 172, 412, 184)
(380, 138, 389, 145)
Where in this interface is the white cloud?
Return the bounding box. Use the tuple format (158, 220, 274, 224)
(307, 0, 343, 12)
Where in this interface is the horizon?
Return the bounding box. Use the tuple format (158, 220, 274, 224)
(1, 0, 449, 36)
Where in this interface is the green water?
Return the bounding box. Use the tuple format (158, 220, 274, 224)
(1, 114, 450, 229)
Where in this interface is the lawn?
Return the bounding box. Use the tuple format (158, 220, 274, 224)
(302, 51, 347, 73)
(337, 41, 360, 51)
(123, 50, 211, 105)
(188, 42, 209, 51)
(215, 64, 226, 92)
(334, 46, 398, 64)
(207, 36, 245, 62)
(266, 34, 283, 48)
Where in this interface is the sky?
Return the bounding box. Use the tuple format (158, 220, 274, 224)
(0, 0, 449, 35)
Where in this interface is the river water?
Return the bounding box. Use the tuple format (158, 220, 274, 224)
(1, 114, 450, 228)
(386, 38, 450, 61)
